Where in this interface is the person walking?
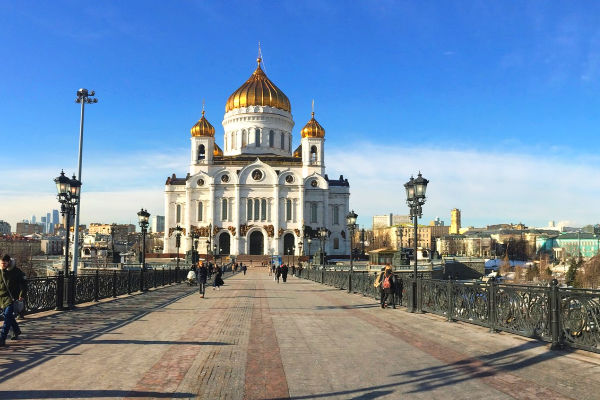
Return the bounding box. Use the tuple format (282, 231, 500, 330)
(374, 265, 396, 309)
(213, 267, 224, 290)
(0, 254, 26, 346)
(198, 263, 208, 298)
(242, 264, 247, 275)
(275, 264, 282, 283)
(281, 264, 289, 283)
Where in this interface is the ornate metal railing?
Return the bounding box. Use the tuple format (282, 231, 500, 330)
(19, 267, 190, 315)
(296, 270, 600, 354)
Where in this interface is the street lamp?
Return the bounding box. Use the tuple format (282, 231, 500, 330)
(137, 208, 150, 270)
(174, 225, 183, 270)
(404, 172, 429, 313)
(72, 88, 98, 276)
(346, 210, 358, 293)
(190, 227, 200, 265)
(307, 237, 312, 266)
(54, 170, 81, 277)
(319, 227, 328, 282)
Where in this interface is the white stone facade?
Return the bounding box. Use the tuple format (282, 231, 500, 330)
(163, 69, 350, 258)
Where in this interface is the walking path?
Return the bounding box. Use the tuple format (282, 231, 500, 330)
(0, 270, 599, 399)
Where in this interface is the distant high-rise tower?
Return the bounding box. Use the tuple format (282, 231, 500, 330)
(32, 215, 36, 224)
(450, 208, 461, 234)
(52, 209, 59, 233)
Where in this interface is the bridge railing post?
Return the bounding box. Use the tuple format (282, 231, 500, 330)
(94, 269, 99, 302)
(488, 277, 496, 332)
(169, 267, 172, 285)
(447, 278, 453, 322)
(550, 279, 561, 350)
(153, 269, 157, 288)
(139, 268, 144, 292)
(55, 271, 64, 310)
(127, 270, 132, 294)
(67, 271, 75, 309)
(112, 270, 117, 298)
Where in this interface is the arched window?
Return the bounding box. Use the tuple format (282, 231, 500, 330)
(280, 132, 284, 149)
(242, 130, 247, 147)
(197, 202, 203, 221)
(261, 199, 267, 221)
(247, 199, 253, 220)
(311, 203, 318, 223)
(310, 146, 318, 163)
(254, 199, 260, 219)
(288, 136, 292, 152)
(221, 199, 228, 221)
(269, 130, 274, 147)
(333, 205, 339, 225)
(176, 204, 182, 223)
(197, 144, 205, 160)
(286, 199, 292, 221)
(255, 129, 260, 147)
(333, 237, 340, 249)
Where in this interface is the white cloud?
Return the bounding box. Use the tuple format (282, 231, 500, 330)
(3, 143, 598, 231)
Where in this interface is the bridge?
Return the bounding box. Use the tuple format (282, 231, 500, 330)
(1, 269, 598, 399)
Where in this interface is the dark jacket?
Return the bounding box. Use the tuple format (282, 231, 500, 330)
(0, 264, 26, 309)
(378, 272, 396, 294)
(214, 270, 224, 286)
(198, 266, 208, 283)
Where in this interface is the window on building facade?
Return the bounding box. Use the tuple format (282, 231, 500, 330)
(280, 132, 284, 149)
(269, 130, 274, 147)
(333, 237, 339, 249)
(224, 135, 228, 151)
(261, 199, 267, 221)
(176, 204, 182, 223)
(310, 146, 318, 163)
(288, 136, 292, 152)
(286, 199, 292, 221)
(242, 130, 247, 147)
(247, 199, 253, 220)
(221, 199, 228, 221)
(333, 205, 339, 225)
(197, 202, 203, 221)
(255, 129, 260, 147)
(311, 203, 318, 223)
(254, 199, 260, 220)
(197, 144, 205, 160)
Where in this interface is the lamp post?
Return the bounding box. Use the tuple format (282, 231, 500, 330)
(346, 210, 358, 293)
(174, 225, 183, 270)
(110, 223, 117, 263)
(72, 89, 98, 276)
(307, 238, 312, 267)
(190, 228, 200, 265)
(54, 171, 81, 276)
(291, 246, 295, 267)
(213, 244, 217, 267)
(137, 208, 150, 270)
(404, 172, 429, 313)
(319, 227, 328, 282)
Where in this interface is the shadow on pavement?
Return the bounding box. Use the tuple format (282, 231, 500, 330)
(0, 389, 194, 398)
(0, 285, 197, 384)
(89, 339, 230, 346)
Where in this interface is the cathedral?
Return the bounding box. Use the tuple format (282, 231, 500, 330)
(163, 56, 350, 258)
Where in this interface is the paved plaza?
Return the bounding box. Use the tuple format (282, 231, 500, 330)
(0, 270, 599, 399)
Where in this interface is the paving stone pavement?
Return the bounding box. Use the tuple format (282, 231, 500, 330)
(0, 270, 599, 400)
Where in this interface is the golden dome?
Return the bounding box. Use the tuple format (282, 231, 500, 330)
(293, 144, 302, 158)
(300, 112, 325, 138)
(191, 110, 215, 137)
(225, 58, 291, 113)
(213, 143, 223, 157)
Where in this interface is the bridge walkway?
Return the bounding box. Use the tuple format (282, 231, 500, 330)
(0, 270, 598, 399)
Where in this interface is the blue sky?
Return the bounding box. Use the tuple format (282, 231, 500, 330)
(2, 1, 600, 230)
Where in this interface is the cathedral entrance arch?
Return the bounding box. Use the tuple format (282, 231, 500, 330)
(283, 233, 295, 255)
(218, 233, 230, 255)
(249, 231, 264, 255)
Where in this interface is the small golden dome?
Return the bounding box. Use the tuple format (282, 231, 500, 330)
(225, 58, 291, 113)
(293, 144, 302, 158)
(213, 143, 223, 157)
(300, 112, 325, 138)
(191, 110, 215, 137)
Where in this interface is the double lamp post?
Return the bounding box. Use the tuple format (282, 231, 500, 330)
(137, 208, 150, 269)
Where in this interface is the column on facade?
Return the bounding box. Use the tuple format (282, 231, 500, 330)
(209, 183, 215, 250)
(163, 192, 171, 253)
(272, 183, 280, 255)
(185, 187, 192, 254)
(298, 183, 304, 256)
(234, 184, 241, 255)
(323, 189, 329, 254)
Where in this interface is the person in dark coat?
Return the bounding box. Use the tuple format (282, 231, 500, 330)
(375, 265, 396, 309)
(242, 264, 247, 275)
(0, 255, 26, 346)
(275, 265, 282, 283)
(291, 265, 296, 276)
(198, 263, 208, 298)
(281, 264, 289, 282)
(213, 267, 224, 290)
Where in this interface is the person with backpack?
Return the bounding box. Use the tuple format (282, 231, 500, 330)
(374, 265, 396, 309)
(0, 254, 26, 346)
(198, 263, 208, 298)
